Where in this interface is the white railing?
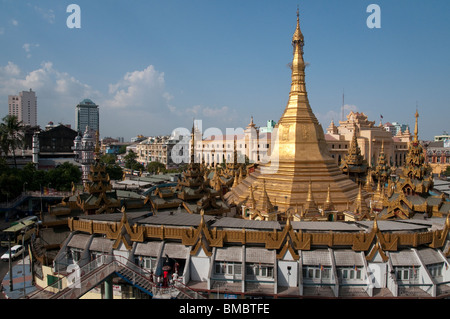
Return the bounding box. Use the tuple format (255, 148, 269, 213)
(26, 254, 206, 299)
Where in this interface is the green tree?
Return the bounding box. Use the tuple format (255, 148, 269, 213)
(124, 150, 144, 171)
(49, 162, 82, 191)
(0, 115, 25, 168)
(147, 161, 166, 174)
(444, 166, 450, 177)
(99, 154, 123, 180)
(101, 153, 117, 165)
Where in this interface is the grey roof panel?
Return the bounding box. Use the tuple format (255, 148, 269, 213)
(292, 221, 361, 232)
(138, 211, 216, 227)
(211, 217, 281, 230)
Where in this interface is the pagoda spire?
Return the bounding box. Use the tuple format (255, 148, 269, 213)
(304, 180, 319, 214)
(276, 8, 320, 128)
(288, 8, 308, 107)
(224, 9, 361, 213)
(323, 184, 335, 211)
(190, 119, 195, 165)
(413, 109, 419, 143)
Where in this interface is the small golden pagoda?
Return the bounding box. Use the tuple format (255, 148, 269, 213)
(378, 111, 449, 219)
(146, 123, 231, 216)
(372, 140, 391, 184)
(225, 10, 360, 213)
(339, 123, 368, 183)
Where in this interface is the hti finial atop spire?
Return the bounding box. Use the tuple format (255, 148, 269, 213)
(293, 6, 304, 47)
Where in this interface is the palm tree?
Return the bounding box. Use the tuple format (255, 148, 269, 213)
(0, 128, 10, 157)
(1, 115, 25, 168)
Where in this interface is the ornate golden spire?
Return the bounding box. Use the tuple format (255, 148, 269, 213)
(190, 119, 195, 165)
(260, 180, 274, 213)
(289, 8, 307, 98)
(94, 130, 100, 160)
(248, 184, 256, 209)
(293, 7, 304, 46)
(352, 184, 369, 217)
(304, 180, 319, 214)
(323, 184, 335, 211)
(414, 109, 419, 143)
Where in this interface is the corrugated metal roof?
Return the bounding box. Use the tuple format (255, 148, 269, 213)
(333, 250, 364, 266)
(135, 241, 162, 257)
(416, 248, 445, 265)
(355, 220, 429, 232)
(89, 237, 113, 252)
(246, 247, 275, 264)
(163, 242, 190, 259)
(389, 250, 421, 266)
(292, 221, 361, 232)
(215, 246, 242, 262)
(301, 249, 332, 266)
(78, 211, 150, 223)
(138, 211, 216, 227)
(67, 234, 91, 249)
(211, 217, 281, 230)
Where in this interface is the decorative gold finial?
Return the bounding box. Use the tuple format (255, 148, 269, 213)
(293, 7, 304, 44)
(414, 109, 419, 143)
(373, 214, 379, 232)
(94, 130, 100, 159)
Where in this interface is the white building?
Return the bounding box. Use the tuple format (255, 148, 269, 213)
(73, 126, 96, 183)
(8, 88, 37, 126)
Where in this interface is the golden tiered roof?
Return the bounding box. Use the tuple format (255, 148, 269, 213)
(373, 140, 391, 184)
(340, 124, 368, 181)
(378, 111, 449, 219)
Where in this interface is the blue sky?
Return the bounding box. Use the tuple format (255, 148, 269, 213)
(0, 0, 449, 141)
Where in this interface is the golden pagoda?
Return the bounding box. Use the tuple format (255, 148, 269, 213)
(339, 123, 368, 183)
(225, 10, 360, 213)
(377, 111, 449, 219)
(372, 140, 391, 184)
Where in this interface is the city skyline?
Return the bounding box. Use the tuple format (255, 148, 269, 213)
(0, 0, 449, 141)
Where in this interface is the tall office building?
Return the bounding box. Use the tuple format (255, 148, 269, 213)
(8, 88, 37, 126)
(75, 98, 99, 134)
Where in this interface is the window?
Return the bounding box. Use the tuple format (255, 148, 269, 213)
(337, 266, 362, 281)
(70, 248, 82, 263)
(302, 265, 331, 280)
(246, 263, 274, 279)
(427, 263, 443, 278)
(215, 262, 242, 276)
(47, 275, 63, 289)
(395, 266, 418, 282)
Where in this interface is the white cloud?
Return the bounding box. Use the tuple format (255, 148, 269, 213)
(0, 27, 5, 35)
(11, 19, 18, 26)
(22, 43, 40, 58)
(33, 5, 55, 24)
(105, 65, 173, 112)
(0, 61, 21, 77)
(316, 104, 359, 127)
(0, 61, 101, 126)
(0, 62, 241, 139)
(186, 104, 235, 120)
